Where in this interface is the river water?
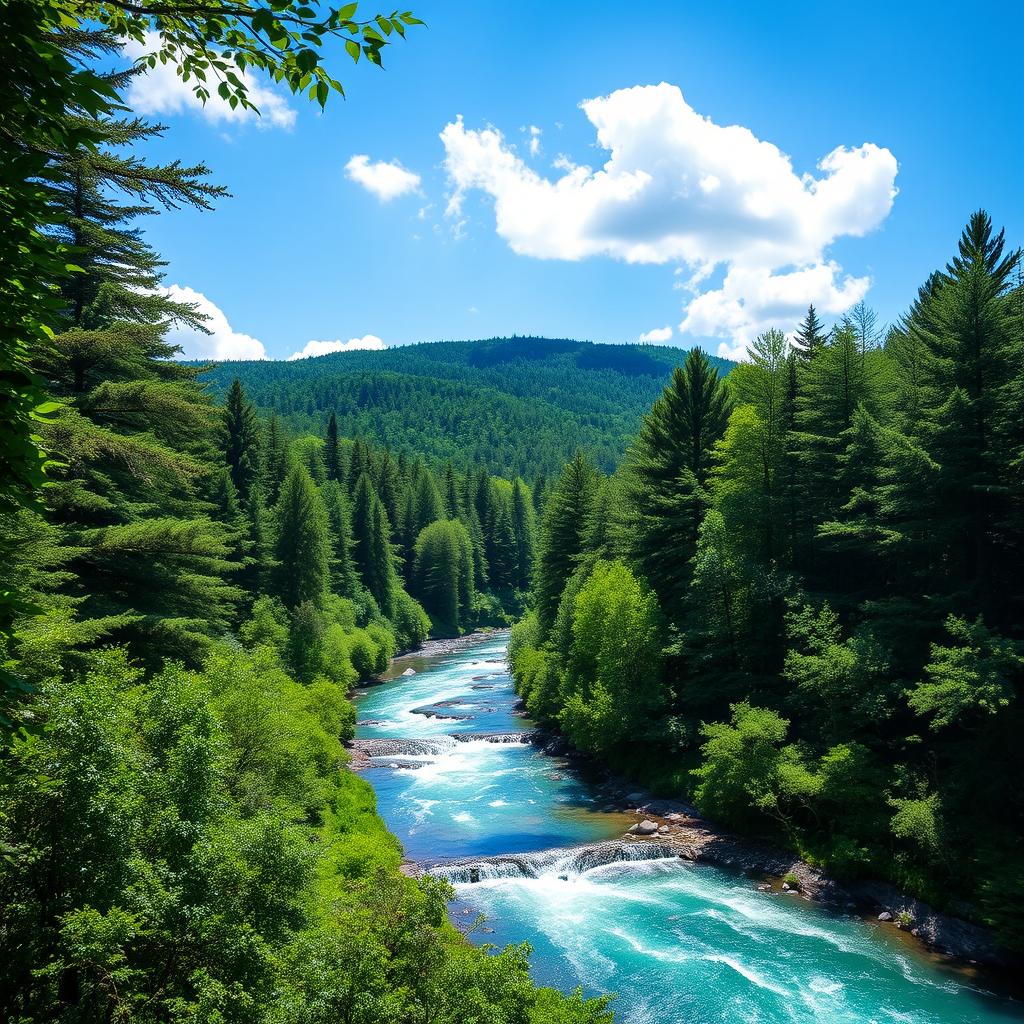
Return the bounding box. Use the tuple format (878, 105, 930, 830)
(355, 633, 1022, 1024)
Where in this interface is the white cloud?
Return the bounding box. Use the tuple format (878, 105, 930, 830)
(638, 325, 673, 343)
(345, 155, 421, 201)
(526, 125, 542, 157)
(287, 335, 386, 361)
(163, 285, 267, 360)
(440, 83, 897, 354)
(680, 262, 870, 361)
(123, 33, 295, 129)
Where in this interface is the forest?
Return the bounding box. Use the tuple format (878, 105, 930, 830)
(204, 338, 733, 477)
(509, 224, 1024, 951)
(0, 4, 610, 1021)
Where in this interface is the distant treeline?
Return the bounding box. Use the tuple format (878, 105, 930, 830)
(202, 337, 734, 478)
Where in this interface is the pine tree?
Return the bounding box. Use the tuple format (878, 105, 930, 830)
(222, 379, 261, 502)
(321, 479, 357, 597)
(263, 413, 291, 505)
(624, 348, 732, 616)
(791, 304, 829, 362)
(273, 466, 330, 609)
(351, 472, 377, 591)
(347, 437, 371, 493)
(533, 452, 599, 634)
(510, 478, 537, 591)
(914, 210, 1021, 606)
(32, 97, 239, 661)
(368, 499, 399, 618)
(324, 411, 342, 482)
(487, 494, 518, 590)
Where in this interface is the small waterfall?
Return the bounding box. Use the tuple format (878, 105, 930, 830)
(428, 840, 681, 884)
(351, 737, 457, 758)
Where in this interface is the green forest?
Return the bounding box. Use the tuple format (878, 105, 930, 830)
(0, 4, 610, 1021)
(510, 219, 1024, 950)
(4, 1, 1023, 1020)
(203, 338, 733, 477)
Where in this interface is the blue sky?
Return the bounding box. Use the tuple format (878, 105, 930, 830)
(126, 0, 1023, 362)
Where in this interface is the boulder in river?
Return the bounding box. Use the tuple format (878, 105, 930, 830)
(878, 911, 893, 922)
(402, 667, 416, 676)
(628, 819, 660, 836)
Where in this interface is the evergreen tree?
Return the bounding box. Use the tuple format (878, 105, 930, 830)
(273, 465, 330, 609)
(533, 452, 599, 634)
(263, 413, 291, 505)
(624, 348, 732, 616)
(321, 479, 357, 598)
(791, 304, 829, 362)
(413, 519, 475, 632)
(511, 478, 537, 590)
(222, 379, 261, 502)
(324, 411, 342, 482)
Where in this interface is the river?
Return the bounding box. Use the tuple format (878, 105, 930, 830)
(354, 632, 1022, 1024)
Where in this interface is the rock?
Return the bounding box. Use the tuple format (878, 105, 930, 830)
(658, 824, 670, 834)
(911, 928, 921, 937)
(782, 882, 792, 892)
(401, 667, 416, 676)
(626, 792, 645, 803)
(878, 911, 893, 922)
(758, 884, 772, 892)
(633, 819, 659, 836)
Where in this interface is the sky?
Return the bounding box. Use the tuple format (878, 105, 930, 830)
(123, 0, 1024, 363)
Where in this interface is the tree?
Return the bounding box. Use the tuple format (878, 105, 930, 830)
(533, 453, 599, 635)
(510, 478, 537, 591)
(791, 304, 829, 362)
(692, 703, 817, 833)
(413, 520, 475, 632)
(273, 465, 330, 609)
(624, 348, 731, 616)
(321, 479, 357, 597)
(559, 561, 667, 756)
(324, 411, 342, 482)
(222, 379, 262, 502)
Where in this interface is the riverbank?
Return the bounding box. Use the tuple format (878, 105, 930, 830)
(511, 728, 1020, 973)
(351, 632, 1023, 1021)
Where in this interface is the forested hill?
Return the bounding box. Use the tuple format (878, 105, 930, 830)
(201, 337, 734, 477)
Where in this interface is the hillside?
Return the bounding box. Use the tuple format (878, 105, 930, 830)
(201, 337, 734, 477)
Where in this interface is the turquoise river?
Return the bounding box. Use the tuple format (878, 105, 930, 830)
(354, 632, 1023, 1024)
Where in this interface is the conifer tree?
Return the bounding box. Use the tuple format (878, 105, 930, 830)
(533, 452, 599, 634)
(263, 413, 291, 505)
(413, 519, 475, 632)
(624, 348, 731, 616)
(222, 379, 262, 503)
(324, 411, 342, 482)
(273, 465, 330, 609)
(511, 478, 537, 590)
(321, 479, 357, 598)
(791, 304, 829, 362)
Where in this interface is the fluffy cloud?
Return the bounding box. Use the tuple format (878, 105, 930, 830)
(287, 335, 386, 361)
(345, 155, 422, 201)
(441, 83, 898, 356)
(163, 285, 267, 360)
(680, 262, 870, 361)
(123, 33, 295, 129)
(526, 125, 542, 157)
(638, 325, 673, 343)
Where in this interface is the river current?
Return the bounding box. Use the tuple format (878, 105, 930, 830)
(355, 633, 1022, 1024)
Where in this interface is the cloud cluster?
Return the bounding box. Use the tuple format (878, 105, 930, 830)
(287, 335, 387, 360)
(345, 155, 422, 201)
(441, 83, 897, 356)
(163, 285, 267, 360)
(124, 34, 296, 129)
(638, 325, 673, 344)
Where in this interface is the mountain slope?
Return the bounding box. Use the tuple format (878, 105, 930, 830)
(201, 337, 733, 477)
